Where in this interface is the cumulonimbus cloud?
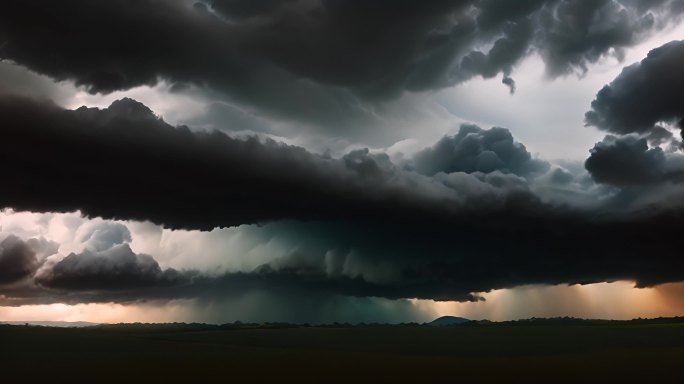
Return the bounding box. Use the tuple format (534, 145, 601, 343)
(4, 208, 684, 306)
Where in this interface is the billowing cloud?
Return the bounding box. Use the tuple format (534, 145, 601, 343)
(4, 206, 684, 306)
(535, 0, 670, 76)
(411, 124, 549, 177)
(586, 40, 684, 136)
(0, 235, 37, 285)
(3, 94, 684, 303)
(586, 135, 667, 185)
(585, 40, 684, 185)
(76, 222, 132, 252)
(35, 244, 186, 291)
(0, 95, 551, 230)
(2, 92, 684, 308)
(1, 0, 681, 134)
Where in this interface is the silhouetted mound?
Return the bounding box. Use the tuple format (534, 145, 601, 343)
(429, 316, 471, 326)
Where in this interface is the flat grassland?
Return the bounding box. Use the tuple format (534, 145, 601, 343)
(2, 323, 683, 383)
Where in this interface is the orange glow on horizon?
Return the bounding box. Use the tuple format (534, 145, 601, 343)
(412, 281, 684, 321)
(0, 301, 197, 324)
(2, 282, 684, 324)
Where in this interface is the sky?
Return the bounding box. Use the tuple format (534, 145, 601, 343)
(2, 0, 684, 324)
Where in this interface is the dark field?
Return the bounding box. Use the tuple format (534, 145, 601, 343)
(2, 323, 684, 383)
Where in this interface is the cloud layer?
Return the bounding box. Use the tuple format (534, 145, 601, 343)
(4, 208, 684, 307)
(1, 0, 682, 133)
(2, 92, 684, 306)
(0, 95, 550, 230)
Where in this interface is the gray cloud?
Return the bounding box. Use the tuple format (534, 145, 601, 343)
(549, 167, 575, 184)
(0, 95, 548, 231)
(0, 235, 38, 285)
(3, 96, 684, 305)
(411, 124, 549, 177)
(24, 237, 60, 261)
(585, 40, 684, 186)
(0, 61, 74, 102)
(452, 18, 534, 87)
(585, 135, 667, 185)
(536, 0, 668, 76)
(0, 236, 431, 324)
(35, 244, 186, 291)
(586, 40, 684, 137)
(647, 125, 677, 147)
(5, 206, 684, 307)
(0, 0, 680, 138)
(186, 102, 275, 134)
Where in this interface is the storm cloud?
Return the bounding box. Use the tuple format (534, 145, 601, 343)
(585, 40, 684, 185)
(3, 95, 684, 304)
(0, 0, 681, 132)
(586, 135, 667, 185)
(411, 124, 549, 177)
(4, 209, 684, 306)
(0, 95, 551, 231)
(586, 39, 684, 137)
(35, 244, 187, 291)
(0, 235, 38, 285)
(535, 0, 670, 76)
(2, 1, 684, 322)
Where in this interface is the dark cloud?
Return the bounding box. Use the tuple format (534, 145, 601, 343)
(0, 95, 547, 230)
(0, 0, 473, 135)
(204, 210, 684, 300)
(254, 215, 684, 298)
(586, 135, 667, 185)
(476, 0, 548, 31)
(0, 235, 38, 285)
(35, 244, 186, 291)
(411, 124, 549, 177)
(452, 18, 534, 87)
(206, 0, 295, 21)
(1, 96, 684, 305)
(0, 0, 680, 135)
(5, 207, 684, 306)
(0, 238, 430, 323)
(585, 40, 684, 186)
(586, 40, 684, 137)
(2, 1, 684, 321)
(536, 0, 665, 76)
(502, 76, 517, 94)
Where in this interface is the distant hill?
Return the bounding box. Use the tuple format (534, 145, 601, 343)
(428, 316, 471, 326)
(0, 321, 98, 328)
